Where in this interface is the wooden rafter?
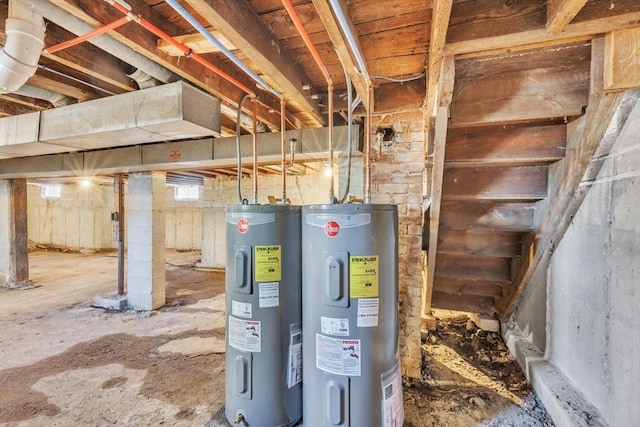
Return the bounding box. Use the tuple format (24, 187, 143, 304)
(183, 0, 323, 127)
(496, 92, 627, 320)
(446, 9, 640, 56)
(425, 0, 454, 119)
(311, 0, 370, 107)
(48, 0, 299, 131)
(546, 0, 589, 34)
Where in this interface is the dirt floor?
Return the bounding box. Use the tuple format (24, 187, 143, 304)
(0, 249, 552, 426)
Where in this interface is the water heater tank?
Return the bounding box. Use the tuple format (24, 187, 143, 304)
(225, 204, 302, 426)
(302, 204, 404, 426)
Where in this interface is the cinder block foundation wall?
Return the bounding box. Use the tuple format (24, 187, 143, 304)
(371, 111, 425, 379)
(512, 97, 640, 426)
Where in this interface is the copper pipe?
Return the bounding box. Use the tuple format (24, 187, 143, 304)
(281, 0, 335, 202)
(107, 0, 255, 96)
(280, 98, 287, 204)
(365, 84, 373, 204)
(252, 97, 259, 204)
(328, 82, 335, 202)
(45, 15, 131, 54)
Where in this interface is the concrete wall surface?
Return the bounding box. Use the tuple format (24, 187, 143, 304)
(547, 100, 640, 427)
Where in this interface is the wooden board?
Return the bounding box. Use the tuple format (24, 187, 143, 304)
(435, 253, 512, 282)
(431, 290, 496, 314)
(604, 27, 640, 91)
(434, 276, 508, 298)
(445, 124, 566, 165)
(439, 200, 535, 232)
(442, 165, 548, 200)
(450, 66, 589, 126)
(437, 229, 523, 257)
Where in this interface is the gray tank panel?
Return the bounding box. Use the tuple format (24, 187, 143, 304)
(302, 204, 403, 426)
(225, 204, 302, 427)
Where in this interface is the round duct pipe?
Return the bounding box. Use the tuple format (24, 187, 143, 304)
(121, 63, 160, 89)
(0, 1, 45, 93)
(13, 83, 76, 107)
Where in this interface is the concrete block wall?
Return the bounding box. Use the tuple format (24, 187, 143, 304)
(370, 111, 425, 379)
(165, 189, 204, 251)
(27, 183, 114, 250)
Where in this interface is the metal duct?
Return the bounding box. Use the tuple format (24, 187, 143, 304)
(13, 83, 76, 107)
(0, 81, 221, 157)
(122, 64, 160, 89)
(220, 103, 267, 133)
(0, 0, 45, 93)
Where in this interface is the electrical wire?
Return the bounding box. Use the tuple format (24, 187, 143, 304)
(370, 72, 425, 83)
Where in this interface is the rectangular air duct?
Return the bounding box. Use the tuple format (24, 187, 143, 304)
(0, 81, 221, 158)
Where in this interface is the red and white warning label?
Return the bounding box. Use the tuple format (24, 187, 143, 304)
(324, 220, 340, 237)
(316, 334, 361, 376)
(229, 316, 261, 352)
(237, 218, 249, 233)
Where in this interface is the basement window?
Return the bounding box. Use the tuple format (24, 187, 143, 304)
(174, 185, 200, 201)
(41, 184, 61, 199)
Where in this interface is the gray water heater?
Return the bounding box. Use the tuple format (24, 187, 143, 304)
(225, 204, 302, 427)
(302, 204, 404, 426)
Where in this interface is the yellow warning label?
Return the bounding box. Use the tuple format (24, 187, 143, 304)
(255, 245, 281, 282)
(350, 255, 379, 298)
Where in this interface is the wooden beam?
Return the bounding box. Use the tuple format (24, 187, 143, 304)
(0, 99, 41, 116)
(184, 0, 323, 127)
(424, 106, 449, 316)
(445, 124, 567, 165)
(546, 0, 588, 34)
(447, 5, 640, 56)
(311, 0, 369, 106)
(425, 0, 453, 119)
(442, 165, 549, 200)
(604, 27, 640, 91)
(496, 91, 628, 320)
(157, 30, 236, 56)
(440, 200, 535, 232)
(373, 79, 426, 114)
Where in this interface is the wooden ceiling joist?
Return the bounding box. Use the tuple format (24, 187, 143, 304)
(183, 0, 323, 127)
(546, 0, 589, 34)
(425, 0, 454, 119)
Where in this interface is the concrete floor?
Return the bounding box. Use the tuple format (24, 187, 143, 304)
(0, 250, 552, 426)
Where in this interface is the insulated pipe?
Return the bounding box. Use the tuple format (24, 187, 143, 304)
(123, 65, 160, 89)
(221, 103, 267, 133)
(13, 83, 75, 107)
(328, 0, 371, 86)
(252, 98, 259, 204)
(34, 1, 176, 84)
(365, 84, 373, 204)
(0, 0, 45, 93)
(44, 15, 131, 54)
(280, 98, 287, 205)
(164, 0, 281, 98)
(280, 0, 335, 202)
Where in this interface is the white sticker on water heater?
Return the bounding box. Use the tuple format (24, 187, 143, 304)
(259, 282, 279, 308)
(228, 316, 261, 353)
(321, 316, 350, 336)
(316, 334, 361, 376)
(357, 298, 379, 327)
(231, 300, 252, 318)
(288, 329, 303, 388)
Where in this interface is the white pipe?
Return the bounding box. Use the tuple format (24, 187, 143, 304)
(328, 0, 371, 86)
(13, 83, 75, 107)
(30, 1, 177, 84)
(0, 0, 45, 93)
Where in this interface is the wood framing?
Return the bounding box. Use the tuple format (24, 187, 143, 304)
(603, 27, 640, 91)
(425, 0, 454, 119)
(546, 0, 588, 34)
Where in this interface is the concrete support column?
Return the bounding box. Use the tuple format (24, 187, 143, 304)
(0, 179, 32, 288)
(198, 178, 225, 269)
(126, 171, 166, 310)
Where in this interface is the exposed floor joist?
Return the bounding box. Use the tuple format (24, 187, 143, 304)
(546, 0, 589, 34)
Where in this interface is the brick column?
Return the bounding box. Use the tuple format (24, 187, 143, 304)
(371, 113, 425, 379)
(126, 172, 166, 310)
(0, 179, 32, 288)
